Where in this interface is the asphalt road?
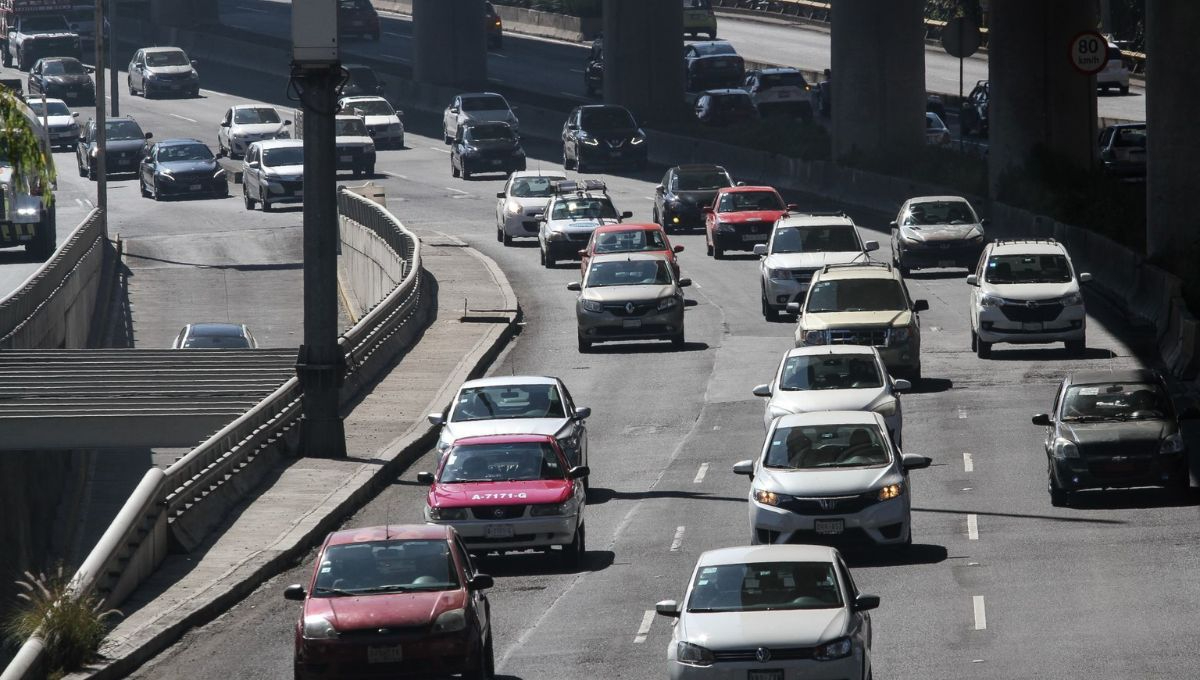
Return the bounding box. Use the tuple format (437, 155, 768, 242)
(104, 57, 1200, 680)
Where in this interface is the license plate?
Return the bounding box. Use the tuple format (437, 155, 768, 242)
(610, 151, 622, 157)
(491, 159, 502, 166)
(748, 670, 783, 680)
(367, 646, 403, 664)
(1022, 322, 1043, 331)
(189, 184, 202, 191)
(339, 155, 352, 162)
(1105, 462, 1137, 473)
(170, 84, 181, 90)
(742, 234, 768, 242)
(622, 319, 642, 329)
(65, 91, 77, 97)
(814, 519, 844, 535)
(938, 259, 956, 267)
(485, 524, 514, 539)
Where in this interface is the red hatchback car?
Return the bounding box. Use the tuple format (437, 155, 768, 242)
(285, 524, 494, 679)
(578, 223, 684, 277)
(703, 185, 796, 259)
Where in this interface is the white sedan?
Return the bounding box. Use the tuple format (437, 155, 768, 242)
(655, 544, 879, 680)
(495, 170, 566, 246)
(753, 345, 909, 446)
(217, 105, 291, 159)
(27, 97, 79, 150)
(338, 95, 404, 149)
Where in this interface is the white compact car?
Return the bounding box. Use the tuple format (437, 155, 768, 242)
(753, 346, 909, 445)
(338, 95, 404, 149)
(754, 212, 877, 321)
(428, 375, 591, 471)
(27, 97, 79, 150)
(734, 411, 931, 547)
(744, 67, 813, 118)
(539, 179, 631, 267)
(890, 195, 987, 274)
(494, 170, 566, 246)
(443, 92, 518, 144)
(967, 238, 1091, 358)
(1097, 40, 1130, 94)
(242, 139, 303, 212)
(655, 544, 879, 680)
(171, 323, 257, 349)
(217, 105, 291, 158)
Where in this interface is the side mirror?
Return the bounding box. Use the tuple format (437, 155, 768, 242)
(283, 584, 306, 601)
(980, 217, 990, 226)
(574, 406, 592, 420)
(655, 600, 680, 618)
(889, 220, 898, 229)
(852, 594, 881, 612)
(785, 302, 801, 315)
(620, 210, 633, 219)
(701, 206, 714, 214)
(753, 244, 768, 256)
(864, 240, 879, 253)
(678, 278, 692, 288)
(1078, 272, 1093, 283)
(893, 378, 912, 392)
(568, 465, 590, 479)
(247, 160, 261, 169)
(736, 181, 747, 187)
(912, 299, 930, 312)
(1031, 413, 1052, 426)
(732, 460, 755, 476)
(283, 120, 293, 126)
(220, 120, 230, 127)
(566, 281, 582, 292)
(673, 244, 684, 253)
(190, 59, 199, 69)
(495, 191, 505, 198)
(416, 471, 435, 484)
(655, 184, 664, 194)
(144, 132, 153, 139)
(449, 106, 459, 113)
(578, 249, 586, 257)
(85, 65, 95, 73)
(684, 299, 698, 308)
(426, 412, 445, 426)
(467, 574, 494, 591)
(901, 453, 932, 471)
(72, 111, 78, 117)
(966, 274, 978, 286)
(752, 384, 771, 397)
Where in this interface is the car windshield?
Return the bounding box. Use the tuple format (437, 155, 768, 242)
(672, 170, 730, 191)
(461, 95, 508, 112)
(22, 16, 68, 31)
(593, 229, 667, 254)
(106, 120, 144, 140)
(779, 355, 882, 391)
(1113, 127, 1146, 148)
(263, 147, 303, 167)
(760, 71, 806, 89)
(450, 384, 566, 422)
(717, 191, 783, 213)
(346, 100, 394, 116)
(581, 107, 636, 129)
(234, 108, 281, 124)
(550, 196, 617, 221)
(904, 200, 977, 225)
(686, 561, 842, 613)
(313, 540, 458, 597)
(440, 442, 566, 483)
(1061, 382, 1169, 421)
(765, 424, 890, 469)
(158, 143, 212, 162)
(683, 0, 712, 8)
(28, 100, 71, 116)
(338, 0, 372, 9)
(586, 259, 672, 287)
(145, 50, 189, 67)
(771, 226, 861, 254)
(465, 124, 514, 142)
(335, 118, 369, 136)
(42, 60, 86, 76)
(984, 254, 1072, 284)
(509, 176, 562, 198)
(806, 279, 906, 313)
(183, 330, 251, 349)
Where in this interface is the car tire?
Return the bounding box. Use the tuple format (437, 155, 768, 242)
(973, 332, 991, 358)
(561, 522, 585, 569)
(462, 166, 472, 180)
(77, 159, 86, 178)
(713, 243, 725, 259)
(543, 249, 555, 268)
(261, 186, 273, 212)
(140, 177, 150, 198)
(762, 294, 779, 322)
(451, 161, 460, 178)
(670, 331, 685, 349)
(576, 158, 587, 174)
(502, 231, 513, 246)
(151, 179, 162, 201)
(1066, 338, 1086, 357)
(243, 184, 256, 210)
(465, 636, 495, 680)
(577, 335, 591, 353)
(1048, 473, 1071, 507)
(87, 163, 96, 181)
(1119, 84, 1130, 95)
(365, 163, 375, 176)
(26, 209, 55, 261)
(496, 227, 503, 243)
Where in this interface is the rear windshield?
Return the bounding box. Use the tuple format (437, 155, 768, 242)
(550, 196, 618, 221)
(347, 67, 378, 88)
(21, 16, 69, 31)
(335, 118, 369, 136)
(464, 123, 515, 142)
(345, 100, 394, 116)
(183, 331, 250, 348)
(683, 0, 712, 8)
(692, 42, 736, 56)
(1112, 127, 1146, 148)
(263, 147, 303, 167)
(673, 170, 730, 192)
(106, 120, 144, 140)
(28, 100, 71, 116)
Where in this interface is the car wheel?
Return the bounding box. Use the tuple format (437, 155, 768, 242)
(243, 184, 255, 210)
(908, 365, 922, 386)
(1048, 472, 1071, 507)
(543, 249, 555, 268)
(462, 166, 472, 180)
(1119, 84, 1130, 95)
(1066, 338, 1086, 357)
(670, 331, 685, 348)
(713, 243, 725, 259)
(451, 161, 460, 178)
(77, 159, 86, 178)
(261, 186, 273, 212)
(365, 163, 375, 176)
(897, 259, 911, 276)
(139, 177, 150, 198)
(562, 148, 574, 170)
(973, 332, 991, 358)
(561, 522, 585, 569)
(502, 231, 513, 246)
(762, 294, 779, 322)
(577, 335, 591, 353)
(576, 157, 587, 174)
(151, 179, 162, 201)
(87, 163, 96, 181)
(496, 226, 503, 243)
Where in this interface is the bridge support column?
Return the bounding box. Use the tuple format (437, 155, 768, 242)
(987, 0, 1097, 197)
(1145, 0, 1200, 260)
(412, 0, 487, 89)
(830, 0, 925, 165)
(601, 0, 686, 124)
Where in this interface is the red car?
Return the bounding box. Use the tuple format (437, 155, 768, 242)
(418, 434, 588, 567)
(703, 185, 796, 259)
(578, 223, 684, 277)
(285, 524, 494, 679)
(338, 0, 381, 42)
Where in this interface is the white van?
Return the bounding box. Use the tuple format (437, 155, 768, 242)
(1097, 41, 1130, 95)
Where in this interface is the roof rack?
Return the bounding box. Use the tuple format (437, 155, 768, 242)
(551, 179, 607, 195)
(793, 210, 848, 218)
(993, 238, 1057, 245)
(821, 261, 893, 274)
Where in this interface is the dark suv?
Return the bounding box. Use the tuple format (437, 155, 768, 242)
(653, 164, 733, 232)
(561, 105, 647, 173)
(683, 40, 744, 92)
(959, 79, 989, 137)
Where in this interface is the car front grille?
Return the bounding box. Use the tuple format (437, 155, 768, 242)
(733, 220, 770, 235)
(828, 327, 889, 346)
(790, 268, 816, 285)
(779, 492, 878, 516)
(713, 646, 816, 662)
(602, 301, 654, 317)
(999, 302, 1064, 323)
(1086, 458, 1153, 479)
(470, 505, 526, 520)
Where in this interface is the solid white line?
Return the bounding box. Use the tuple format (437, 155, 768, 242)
(445, 187, 470, 196)
(489, 51, 508, 59)
(380, 171, 408, 180)
(633, 610, 655, 643)
(670, 526, 685, 552)
(236, 5, 267, 12)
(74, 198, 84, 207)
(84, 198, 95, 208)
(693, 463, 709, 484)
(380, 53, 404, 60)
(963, 452, 974, 472)
(973, 595, 987, 630)
(693, 282, 702, 289)
(967, 513, 979, 540)
(384, 31, 405, 39)
(169, 113, 197, 123)
(569, 68, 585, 74)
(429, 146, 451, 154)
(643, 196, 655, 201)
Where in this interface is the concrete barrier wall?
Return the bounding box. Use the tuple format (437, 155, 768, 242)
(372, 0, 601, 42)
(340, 209, 405, 318)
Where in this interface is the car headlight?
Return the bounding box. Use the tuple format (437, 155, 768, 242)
(901, 231, 924, 245)
(1161, 433, 1185, 455)
(581, 137, 600, 146)
(968, 226, 986, 241)
(767, 405, 793, 421)
(657, 296, 679, 312)
(89, 147, 98, 157)
(814, 636, 853, 661)
(302, 616, 339, 640)
(1060, 292, 1083, 306)
(428, 506, 469, 520)
(803, 330, 827, 345)
(873, 398, 898, 417)
(189, 69, 199, 78)
(548, 230, 568, 241)
(767, 267, 792, 280)
(512, 148, 525, 157)
(530, 500, 574, 516)
(877, 482, 904, 501)
(144, 71, 159, 80)
(580, 298, 603, 313)
(630, 134, 645, 145)
(16, 206, 38, 216)
(432, 608, 467, 633)
(214, 168, 227, 179)
(504, 199, 521, 215)
(389, 123, 402, 132)
(753, 488, 781, 506)
(890, 327, 913, 345)
(157, 169, 174, 179)
(1052, 437, 1079, 460)
(979, 294, 1003, 308)
(676, 642, 714, 667)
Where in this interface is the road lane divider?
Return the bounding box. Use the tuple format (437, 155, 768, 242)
(693, 462, 709, 484)
(963, 452, 974, 472)
(967, 513, 979, 540)
(670, 526, 686, 552)
(633, 610, 655, 644)
(973, 595, 987, 630)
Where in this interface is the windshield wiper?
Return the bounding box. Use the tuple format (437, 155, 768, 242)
(1061, 415, 1119, 422)
(313, 586, 358, 596)
(443, 478, 490, 483)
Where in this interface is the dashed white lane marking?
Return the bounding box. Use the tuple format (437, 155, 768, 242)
(570, 68, 585, 74)
(429, 146, 451, 154)
(963, 452, 974, 472)
(670, 526, 685, 552)
(236, 4, 267, 12)
(445, 187, 470, 196)
(693, 282, 702, 289)
(633, 609, 655, 643)
(199, 89, 227, 97)
(380, 171, 408, 180)
(489, 51, 507, 59)
(384, 31, 406, 39)
(957, 408, 968, 419)
(84, 198, 94, 208)
(74, 198, 84, 207)
(693, 463, 709, 484)
(973, 596, 987, 630)
(380, 53, 403, 60)
(169, 113, 197, 123)
(712, 425, 720, 431)
(967, 513, 979, 540)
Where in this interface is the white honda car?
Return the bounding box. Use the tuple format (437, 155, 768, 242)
(655, 544, 879, 680)
(753, 345, 909, 446)
(217, 105, 291, 159)
(494, 170, 566, 246)
(734, 411, 931, 547)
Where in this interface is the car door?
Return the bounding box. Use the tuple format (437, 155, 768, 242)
(219, 108, 232, 149)
(654, 169, 671, 220)
(243, 145, 259, 196)
(1045, 379, 1066, 456)
(128, 51, 141, 89)
(27, 61, 40, 94)
(140, 143, 156, 186)
(836, 556, 871, 652)
(453, 535, 489, 636)
(558, 380, 587, 468)
(561, 107, 578, 159)
(444, 96, 460, 138)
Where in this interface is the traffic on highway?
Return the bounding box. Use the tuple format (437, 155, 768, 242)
(0, 2, 1187, 680)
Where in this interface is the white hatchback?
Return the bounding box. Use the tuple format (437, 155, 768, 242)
(443, 92, 519, 144)
(494, 170, 566, 246)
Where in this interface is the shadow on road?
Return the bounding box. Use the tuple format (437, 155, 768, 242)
(585, 486, 743, 505)
(476, 549, 615, 576)
(842, 542, 948, 568)
(913, 505, 1127, 524)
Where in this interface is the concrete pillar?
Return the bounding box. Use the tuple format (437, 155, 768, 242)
(412, 0, 487, 89)
(1145, 0, 1200, 260)
(830, 0, 925, 165)
(987, 0, 1097, 197)
(602, 0, 686, 124)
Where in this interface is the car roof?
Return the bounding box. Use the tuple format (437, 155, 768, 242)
(776, 214, 855, 228)
(28, 97, 67, 106)
(1067, 368, 1161, 386)
(143, 46, 186, 54)
(339, 95, 386, 102)
(697, 544, 838, 567)
(672, 164, 727, 174)
(187, 323, 247, 336)
(451, 434, 557, 446)
(509, 170, 566, 180)
(458, 91, 505, 99)
(157, 138, 207, 147)
(718, 185, 778, 194)
(38, 56, 82, 64)
(815, 264, 898, 281)
(579, 104, 630, 112)
(592, 223, 663, 235)
(773, 410, 884, 427)
(252, 139, 303, 150)
(461, 375, 558, 388)
(702, 88, 752, 96)
(989, 240, 1068, 256)
(784, 345, 879, 358)
(326, 524, 451, 547)
(904, 195, 971, 207)
(231, 104, 277, 110)
(335, 114, 364, 121)
(590, 252, 671, 264)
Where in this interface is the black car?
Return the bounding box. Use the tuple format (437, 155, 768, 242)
(451, 121, 525, 179)
(694, 89, 758, 127)
(139, 138, 228, 200)
(76, 117, 151, 180)
(341, 63, 385, 97)
(561, 105, 647, 173)
(28, 57, 94, 105)
(683, 41, 744, 92)
(337, 0, 380, 41)
(653, 163, 733, 233)
(1099, 123, 1146, 179)
(584, 37, 603, 97)
(959, 79, 989, 137)
(485, 1, 503, 48)
(1033, 369, 1196, 506)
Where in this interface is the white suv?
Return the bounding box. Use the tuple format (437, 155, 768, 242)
(967, 239, 1092, 358)
(1097, 40, 1130, 95)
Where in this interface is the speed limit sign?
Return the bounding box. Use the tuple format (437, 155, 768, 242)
(1069, 30, 1107, 75)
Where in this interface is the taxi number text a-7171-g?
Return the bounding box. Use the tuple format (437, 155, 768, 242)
(471, 492, 528, 500)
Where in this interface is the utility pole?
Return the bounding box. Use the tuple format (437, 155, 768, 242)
(107, 0, 117, 116)
(292, 0, 346, 457)
(94, 0, 106, 230)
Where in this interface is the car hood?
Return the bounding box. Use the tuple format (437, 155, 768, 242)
(45, 114, 76, 127)
(679, 608, 847, 649)
(715, 210, 785, 224)
(26, 30, 76, 37)
(671, 190, 720, 206)
(459, 109, 514, 124)
(306, 589, 465, 632)
(335, 135, 374, 147)
(768, 387, 889, 415)
(586, 126, 638, 139)
(756, 464, 900, 497)
(147, 65, 194, 76)
(430, 479, 573, 507)
(765, 252, 864, 268)
(1061, 419, 1171, 448)
(232, 122, 287, 136)
(900, 223, 982, 242)
(983, 281, 1078, 301)
(511, 196, 552, 212)
(443, 418, 569, 440)
(44, 74, 92, 87)
(104, 138, 146, 152)
(263, 163, 304, 178)
(158, 159, 218, 174)
(803, 310, 912, 330)
(583, 284, 676, 303)
(466, 139, 520, 153)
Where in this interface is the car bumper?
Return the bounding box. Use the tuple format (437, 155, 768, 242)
(462, 154, 525, 175)
(713, 228, 770, 252)
(501, 212, 543, 237)
(48, 129, 80, 145)
(145, 79, 198, 94)
(104, 156, 141, 174)
(296, 635, 475, 680)
(156, 176, 227, 196)
(578, 144, 647, 167)
(750, 495, 910, 546)
(896, 240, 983, 269)
(763, 278, 810, 310)
(661, 204, 705, 229)
(427, 514, 578, 550)
(577, 306, 684, 343)
(668, 655, 862, 680)
(546, 236, 591, 260)
(336, 148, 376, 170)
(1051, 453, 1187, 492)
(976, 305, 1086, 344)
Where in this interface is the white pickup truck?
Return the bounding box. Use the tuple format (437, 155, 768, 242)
(4, 10, 81, 71)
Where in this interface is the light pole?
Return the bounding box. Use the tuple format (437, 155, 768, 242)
(94, 0, 106, 230)
(108, 0, 117, 116)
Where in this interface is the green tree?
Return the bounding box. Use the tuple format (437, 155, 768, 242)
(0, 88, 56, 203)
